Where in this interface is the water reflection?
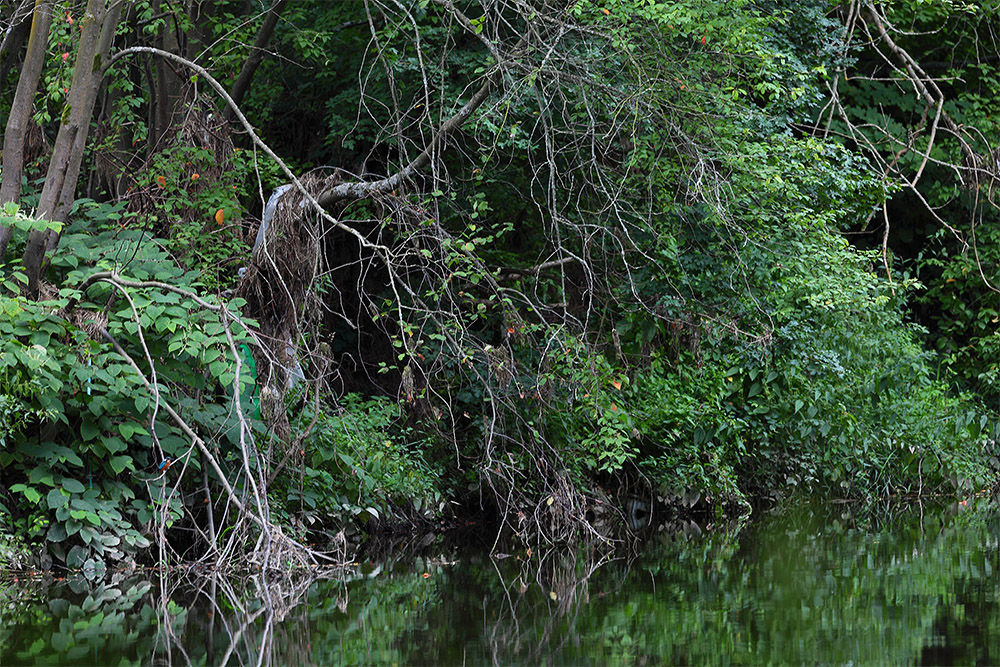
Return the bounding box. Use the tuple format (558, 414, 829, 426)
(1, 497, 998, 665)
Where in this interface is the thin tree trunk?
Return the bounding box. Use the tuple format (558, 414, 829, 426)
(0, 0, 52, 262)
(149, 0, 183, 149)
(0, 0, 34, 48)
(223, 0, 289, 123)
(22, 0, 124, 296)
(49, 0, 125, 235)
(0, 0, 35, 97)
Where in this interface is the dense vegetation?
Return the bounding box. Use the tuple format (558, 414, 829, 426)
(1, 0, 998, 569)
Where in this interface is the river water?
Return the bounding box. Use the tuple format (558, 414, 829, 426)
(1, 496, 997, 665)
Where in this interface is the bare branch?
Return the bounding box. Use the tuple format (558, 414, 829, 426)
(316, 76, 495, 207)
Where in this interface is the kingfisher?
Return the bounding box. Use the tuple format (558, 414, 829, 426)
(133, 456, 174, 480)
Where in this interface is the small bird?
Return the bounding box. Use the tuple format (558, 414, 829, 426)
(132, 456, 174, 480)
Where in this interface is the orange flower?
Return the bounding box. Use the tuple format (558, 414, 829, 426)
(612, 380, 622, 390)
(601, 8, 609, 14)
(191, 173, 200, 180)
(156, 175, 166, 188)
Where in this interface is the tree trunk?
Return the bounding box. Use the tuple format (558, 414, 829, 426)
(223, 0, 289, 123)
(22, 0, 124, 297)
(49, 0, 125, 233)
(149, 0, 184, 150)
(0, 0, 52, 263)
(0, 0, 35, 98)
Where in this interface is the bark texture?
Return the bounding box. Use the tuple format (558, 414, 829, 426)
(0, 0, 52, 262)
(21, 0, 124, 295)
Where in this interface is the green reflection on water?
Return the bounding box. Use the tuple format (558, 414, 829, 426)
(2, 498, 998, 665)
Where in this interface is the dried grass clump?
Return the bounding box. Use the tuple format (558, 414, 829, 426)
(235, 173, 338, 394)
(237, 174, 337, 332)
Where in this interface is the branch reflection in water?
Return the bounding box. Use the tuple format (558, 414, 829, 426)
(3, 499, 1000, 664)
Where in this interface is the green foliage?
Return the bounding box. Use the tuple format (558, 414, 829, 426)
(918, 219, 1000, 401)
(423, 0, 995, 506)
(0, 577, 157, 663)
(130, 145, 251, 289)
(4, 0, 998, 560)
(724, 261, 990, 496)
(0, 204, 259, 566)
(0, 202, 63, 237)
(32, 6, 79, 126)
(826, 0, 1000, 411)
(628, 359, 744, 501)
(284, 394, 441, 528)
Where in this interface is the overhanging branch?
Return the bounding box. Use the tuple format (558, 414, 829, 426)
(315, 76, 494, 208)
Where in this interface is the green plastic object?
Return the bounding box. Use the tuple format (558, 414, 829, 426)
(239, 344, 260, 418)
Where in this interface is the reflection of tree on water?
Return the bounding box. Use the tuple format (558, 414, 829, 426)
(144, 520, 350, 665)
(4, 501, 1000, 664)
(479, 518, 725, 665)
(485, 544, 618, 664)
(151, 567, 336, 666)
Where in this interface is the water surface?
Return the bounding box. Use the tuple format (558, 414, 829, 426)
(2, 497, 998, 664)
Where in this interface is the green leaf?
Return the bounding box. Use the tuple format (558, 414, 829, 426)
(50, 632, 71, 653)
(47, 522, 69, 542)
(67, 545, 88, 568)
(63, 479, 86, 494)
(209, 359, 229, 378)
(108, 456, 132, 474)
(47, 488, 68, 509)
(103, 436, 128, 453)
(81, 417, 100, 441)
